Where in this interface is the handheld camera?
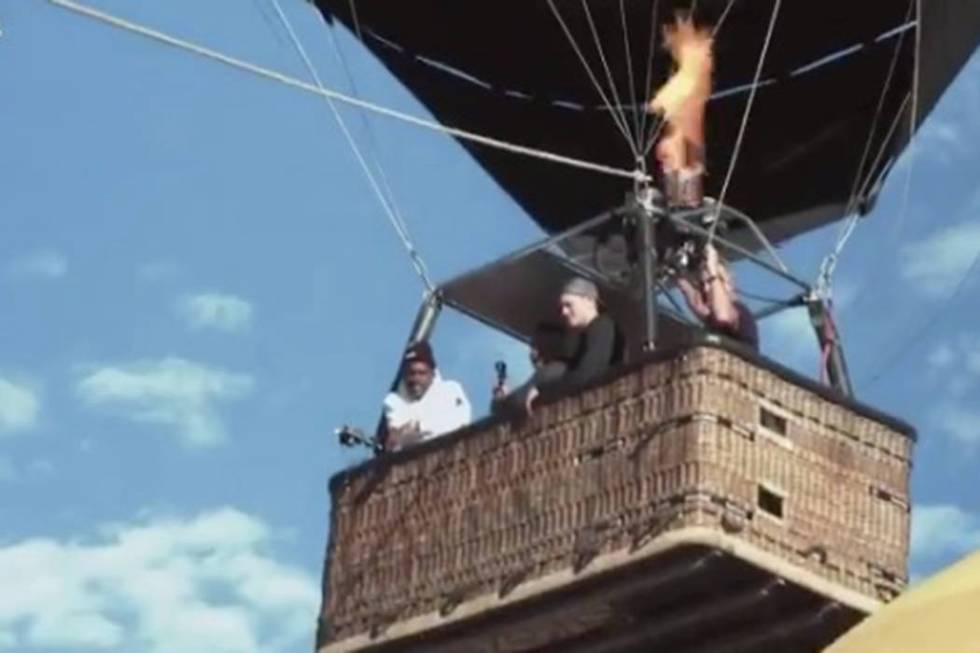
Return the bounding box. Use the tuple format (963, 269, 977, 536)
(494, 360, 507, 387)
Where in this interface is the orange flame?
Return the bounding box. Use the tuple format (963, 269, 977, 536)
(648, 15, 713, 175)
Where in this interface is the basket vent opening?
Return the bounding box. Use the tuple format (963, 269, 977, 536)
(759, 407, 788, 436)
(758, 485, 785, 519)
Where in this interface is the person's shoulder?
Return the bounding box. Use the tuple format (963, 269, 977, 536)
(383, 391, 404, 410)
(433, 378, 470, 411)
(592, 313, 618, 333)
(736, 301, 757, 323)
(734, 301, 760, 345)
(439, 378, 468, 396)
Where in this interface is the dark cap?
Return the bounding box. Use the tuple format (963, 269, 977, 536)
(403, 340, 436, 369)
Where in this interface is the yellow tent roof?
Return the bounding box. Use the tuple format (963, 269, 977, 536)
(824, 549, 980, 653)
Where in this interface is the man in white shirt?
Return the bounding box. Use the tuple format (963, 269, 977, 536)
(383, 341, 471, 451)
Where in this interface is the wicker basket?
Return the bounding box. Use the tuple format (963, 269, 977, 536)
(319, 343, 914, 652)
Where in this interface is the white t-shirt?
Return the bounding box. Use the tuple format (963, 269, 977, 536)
(383, 373, 471, 446)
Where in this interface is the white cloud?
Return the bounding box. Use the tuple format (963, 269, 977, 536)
(934, 404, 980, 449)
(177, 293, 254, 333)
(927, 343, 955, 371)
(912, 54, 980, 168)
(929, 335, 980, 375)
(0, 377, 40, 436)
(76, 358, 254, 449)
(924, 335, 980, 450)
(900, 220, 980, 297)
(0, 507, 318, 653)
(911, 504, 980, 562)
(5, 249, 67, 280)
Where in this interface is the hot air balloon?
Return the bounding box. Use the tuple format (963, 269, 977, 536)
(308, 0, 980, 396)
(304, 1, 979, 651)
(30, 1, 980, 651)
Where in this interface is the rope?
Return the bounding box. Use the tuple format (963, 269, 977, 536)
(642, 116, 667, 160)
(618, 0, 642, 148)
(320, 2, 419, 270)
(345, 0, 364, 41)
(859, 0, 965, 390)
(819, 306, 837, 385)
(852, 93, 911, 211)
(708, 0, 783, 242)
(843, 0, 912, 221)
(711, 0, 739, 39)
(638, 0, 662, 155)
(823, 2, 921, 310)
(546, 0, 640, 157)
(882, 0, 923, 269)
(817, 0, 913, 297)
(817, 93, 911, 297)
(47, 0, 649, 185)
(269, 0, 435, 292)
(580, 0, 641, 156)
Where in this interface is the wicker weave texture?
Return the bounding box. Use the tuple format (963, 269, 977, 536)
(322, 347, 912, 644)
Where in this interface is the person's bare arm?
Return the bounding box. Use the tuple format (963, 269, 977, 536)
(387, 421, 423, 450)
(703, 244, 739, 327)
(676, 275, 710, 320)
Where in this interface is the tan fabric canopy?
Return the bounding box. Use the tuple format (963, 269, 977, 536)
(824, 549, 980, 653)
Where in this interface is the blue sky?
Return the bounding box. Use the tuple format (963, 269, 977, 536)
(1, 2, 978, 651)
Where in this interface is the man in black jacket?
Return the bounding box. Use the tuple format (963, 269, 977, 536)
(490, 321, 571, 417)
(524, 277, 624, 412)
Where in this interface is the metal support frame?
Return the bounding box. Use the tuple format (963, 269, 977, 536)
(751, 292, 808, 321)
(807, 296, 854, 397)
(406, 290, 443, 345)
(353, 196, 857, 457)
(637, 190, 659, 352)
(648, 199, 861, 399)
(657, 203, 811, 291)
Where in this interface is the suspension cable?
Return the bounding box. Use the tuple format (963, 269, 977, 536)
(817, 92, 911, 297)
(618, 0, 642, 148)
(711, 0, 739, 39)
(843, 0, 913, 221)
(47, 0, 650, 185)
(546, 0, 640, 157)
(638, 0, 661, 153)
(345, 0, 364, 40)
(319, 3, 418, 266)
(857, 0, 923, 290)
(821, 6, 922, 313)
(269, 0, 435, 291)
(817, 0, 914, 298)
(642, 115, 667, 160)
(708, 0, 783, 242)
(579, 0, 641, 156)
